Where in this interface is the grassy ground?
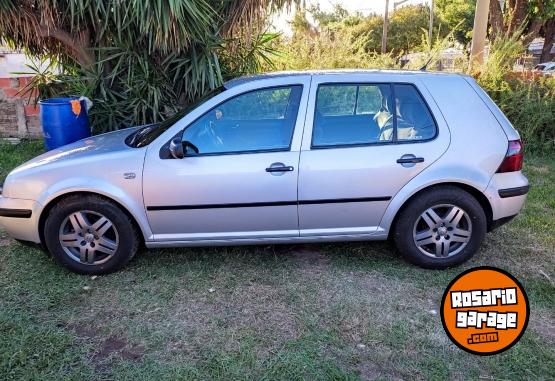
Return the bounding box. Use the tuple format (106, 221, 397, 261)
(0, 140, 553, 380)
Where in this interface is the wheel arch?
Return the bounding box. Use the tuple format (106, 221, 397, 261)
(38, 191, 146, 248)
(386, 182, 494, 239)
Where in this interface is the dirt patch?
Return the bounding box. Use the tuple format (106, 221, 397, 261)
(0, 237, 12, 247)
(529, 313, 555, 344)
(357, 361, 404, 381)
(66, 323, 144, 372)
(357, 362, 385, 380)
(289, 244, 331, 267)
(93, 336, 144, 362)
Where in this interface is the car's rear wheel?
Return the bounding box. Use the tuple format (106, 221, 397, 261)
(393, 186, 486, 269)
(44, 194, 140, 274)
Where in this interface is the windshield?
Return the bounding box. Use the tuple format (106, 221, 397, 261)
(126, 86, 225, 148)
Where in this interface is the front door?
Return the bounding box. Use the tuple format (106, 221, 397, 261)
(143, 81, 309, 242)
(298, 77, 450, 236)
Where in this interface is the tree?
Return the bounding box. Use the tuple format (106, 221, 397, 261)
(388, 5, 442, 54)
(540, 17, 555, 62)
(436, 0, 476, 45)
(308, 5, 443, 55)
(488, 0, 555, 46)
(0, 0, 294, 131)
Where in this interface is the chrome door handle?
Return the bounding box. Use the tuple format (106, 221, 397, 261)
(266, 165, 294, 173)
(396, 155, 424, 164)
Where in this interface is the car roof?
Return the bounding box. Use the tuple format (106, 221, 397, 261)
(224, 69, 464, 88)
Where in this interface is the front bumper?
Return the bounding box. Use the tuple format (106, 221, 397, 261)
(0, 196, 42, 243)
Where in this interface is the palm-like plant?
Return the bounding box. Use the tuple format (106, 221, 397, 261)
(0, 0, 293, 132)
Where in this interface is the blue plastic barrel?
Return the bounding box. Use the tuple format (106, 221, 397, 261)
(39, 97, 91, 150)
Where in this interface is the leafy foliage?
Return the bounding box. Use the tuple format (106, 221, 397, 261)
(265, 10, 400, 71)
(301, 4, 444, 55)
(0, 0, 294, 132)
(435, 0, 476, 45)
(477, 35, 555, 153)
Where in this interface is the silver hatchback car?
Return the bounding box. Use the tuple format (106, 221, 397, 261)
(0, 70, 529, 274)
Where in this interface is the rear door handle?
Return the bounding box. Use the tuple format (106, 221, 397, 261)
(396, 157, 424, 164)
(397, 154, 424, 166)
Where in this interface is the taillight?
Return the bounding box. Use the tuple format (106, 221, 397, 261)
(496, 140, 523, 173)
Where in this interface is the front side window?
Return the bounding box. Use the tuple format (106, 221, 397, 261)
(182, 85, 302, 155)
(312, 83, 436, 148)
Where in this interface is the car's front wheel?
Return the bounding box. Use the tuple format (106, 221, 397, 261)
(44, 194, 140, 274)
(393, 186, 487, 269)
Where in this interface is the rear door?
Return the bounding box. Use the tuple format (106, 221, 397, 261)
(297, 74, 450, 236)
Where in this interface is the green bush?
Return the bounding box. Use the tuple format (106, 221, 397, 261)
(476, 35, 555, 154)
(481, 77, 555, 154)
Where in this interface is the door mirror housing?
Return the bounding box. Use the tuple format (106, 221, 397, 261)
(183, 141, 200, 155)
(169, 137, 184, 159)
(169, 137, 200, 159)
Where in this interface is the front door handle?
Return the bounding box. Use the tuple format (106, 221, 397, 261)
(397, 154, 424, 167)
(266, 164, 294, 173)
(266, 163, 294, 176)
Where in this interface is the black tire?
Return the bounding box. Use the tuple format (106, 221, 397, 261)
(393, 186, 486, 269)
(44, 194, 140, 275)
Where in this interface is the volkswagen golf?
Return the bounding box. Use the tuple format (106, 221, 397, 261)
(0, 70, 529, 274)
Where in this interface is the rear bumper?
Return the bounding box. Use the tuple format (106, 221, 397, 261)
(0, 196, 42, 243)
(498, 185, 529, 198)
(485, 172, 529, 222)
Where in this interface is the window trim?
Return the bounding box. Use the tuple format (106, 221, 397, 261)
(161, 84, 304, 158)
(310, 82, 439, 150)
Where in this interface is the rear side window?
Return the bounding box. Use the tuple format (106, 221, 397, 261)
(313, 84, 393, 146)
(312, 83, 436, 147)
(392, 84, 436, 142)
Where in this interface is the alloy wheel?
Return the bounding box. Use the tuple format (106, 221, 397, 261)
(58, 210, 119, 265)
(412, 204, 472, 258)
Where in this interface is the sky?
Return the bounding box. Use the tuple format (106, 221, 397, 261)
(270, 0, 429, 34)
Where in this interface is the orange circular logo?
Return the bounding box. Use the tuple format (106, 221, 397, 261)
(441, 266, 529, 355)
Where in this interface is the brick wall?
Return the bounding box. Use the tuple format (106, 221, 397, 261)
(0, 77, 41, 138)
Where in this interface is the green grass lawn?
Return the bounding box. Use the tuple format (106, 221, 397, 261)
(0, 140, 554, 380)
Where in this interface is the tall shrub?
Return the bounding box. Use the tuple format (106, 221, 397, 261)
(0, 0, 294, 132)
(476, 35, 555, 153)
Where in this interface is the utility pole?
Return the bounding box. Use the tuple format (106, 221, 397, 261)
(381, 0, 390, 54)
(428, 0, 434, 48)
(469, 0, 491, 70)
(382, 0, 409, 54)
(394, 0, 409, 10)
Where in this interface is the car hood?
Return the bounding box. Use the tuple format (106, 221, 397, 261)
(11, 127, 140, 175)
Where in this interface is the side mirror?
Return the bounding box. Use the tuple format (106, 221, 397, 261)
(169, 137, 184, 159)
(169, 138, 200, 159)
(183, 141, 200, 155)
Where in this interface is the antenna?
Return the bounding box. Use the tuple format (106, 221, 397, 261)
(419, 56, 434, 71)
